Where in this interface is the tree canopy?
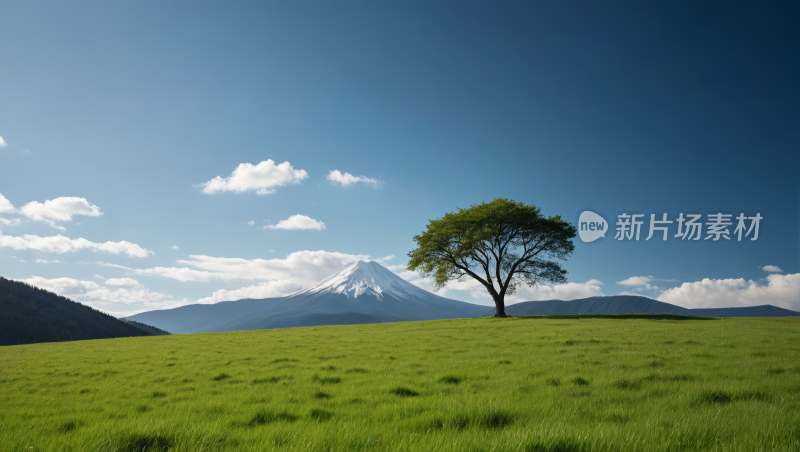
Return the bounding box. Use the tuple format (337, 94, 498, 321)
(407, 198, 577, 317)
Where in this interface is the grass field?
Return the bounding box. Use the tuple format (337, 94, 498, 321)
(1, 316, 799, 452)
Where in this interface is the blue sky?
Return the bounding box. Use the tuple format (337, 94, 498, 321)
(1, 1, 798, 316)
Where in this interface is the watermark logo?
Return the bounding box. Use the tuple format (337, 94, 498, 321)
(578, 211, 607, 243)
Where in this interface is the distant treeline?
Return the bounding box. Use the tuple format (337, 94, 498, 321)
(0, 277, 155, 346)
(120, 319, 170, 336)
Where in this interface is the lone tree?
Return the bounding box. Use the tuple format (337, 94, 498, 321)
(407, 198, 577, 317)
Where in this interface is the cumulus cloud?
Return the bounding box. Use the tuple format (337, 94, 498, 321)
(134, 250, 370, 285)
(104, 277, 140, 287)
(19, 276, 186, 309)
(0, 136, 7, 148)
(35, 259, 64, 264)
(199, 160, 308, 195)
(0, 232, 153, 257)
(265, 214, 326, 230)
(327, 170, 378, 187)
(617, 276, 654, 286)
(658, 273, 800, 311)
(247, 221, 255, 226)
(196, 280, 304, 304)
(0, 218, 21, 227)
(616, 275, 676, 286)
(762, 265, 784, 273)
(18, 197, 102, 227)
(0, 193, 14, 214)
(171, 245, 179, 250)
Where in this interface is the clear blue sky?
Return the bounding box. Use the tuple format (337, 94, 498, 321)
(1, 1, 798, 316)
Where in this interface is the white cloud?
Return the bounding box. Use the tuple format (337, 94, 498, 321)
(394, 269, 604, 304)
(658, 273, 800, 311)
(35, 259, 64, 264)
(327, 170, 378, 187)
(19, 150, 31, 156)
(19, 276, 186, 309)
(0, 136, 7, 148)
(134, 250, 370, 285)
(0, 232, 153, 257)
(762, 265, 784, 273)
(0, 218, 21, 227)
(199, 160, 308, 195)
(18, 197, 102, 226)
(97, 261, 134, 270)
(196, 280, 304, 304)
(505, 280, 605, 303)
(104, 277, 140, 287)
(171, 245, 179, 250)
(616, 276, 677, 286)
(247, 221, 255, 226)
(0, 194, 14, 214)
(617, 276, 654, 286)
(265, 214, 326, 230)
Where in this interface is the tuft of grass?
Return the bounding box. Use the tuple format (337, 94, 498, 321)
(270, 358, 299, 364)
(310, 409, 333, 422)
(251, 377, 281, 384)
(571, 377, 590, 386)
(248, 410, 298, 426)
(438, 376, 462, 384)
(498, 360, 512, 365)
(478, 411, 514, 429)
(546, 377, 561, 386)
(699, 390, 732, 404)
(135, 405, 149, 413)
(312, 376, 341, 384)
(524, 438, 588, 452)
(615, 379, 642, 390)
(211, 373, 230, 381)
(345, 368, 367, 373)
(321, 365, 337, 371)
(57, 421, 79, 433)
(765, 367, 785, 375)
(389, 387, 418, 397)
(117, 433, 172, 452)
(151, 391, 166, 398)
(313, 391, 331, 399)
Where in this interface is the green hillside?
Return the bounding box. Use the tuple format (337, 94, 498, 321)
(0, 277, 152, 346)
(0, 316, 798, 451)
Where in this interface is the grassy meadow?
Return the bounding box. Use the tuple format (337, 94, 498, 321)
(1, 316, 799, 452)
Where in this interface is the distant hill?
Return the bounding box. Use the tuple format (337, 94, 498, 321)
(128, 261, 487, 333)
(491, 295, 800, 317)
(0, 277, 153, 346)
(119, 319, 171, 335)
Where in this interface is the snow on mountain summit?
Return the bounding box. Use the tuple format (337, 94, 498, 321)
(291, 260, 431, 300)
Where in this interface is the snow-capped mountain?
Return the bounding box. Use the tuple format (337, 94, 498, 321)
(127, 260, 489, 333)
(292, 260, 438, 300)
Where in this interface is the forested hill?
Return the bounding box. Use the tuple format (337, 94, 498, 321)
(120, 319, 171, 336)
(0, 277, 154, 346)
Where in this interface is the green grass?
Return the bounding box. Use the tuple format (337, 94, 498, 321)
(0, 316, 799, 451)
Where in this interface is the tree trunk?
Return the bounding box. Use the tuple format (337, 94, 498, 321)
(493, 296, 507, 318)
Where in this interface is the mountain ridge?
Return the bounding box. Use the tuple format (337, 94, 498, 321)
(127, 262, 799, 334)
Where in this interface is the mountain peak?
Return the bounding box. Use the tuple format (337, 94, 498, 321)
(290, 260, 429, 300)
